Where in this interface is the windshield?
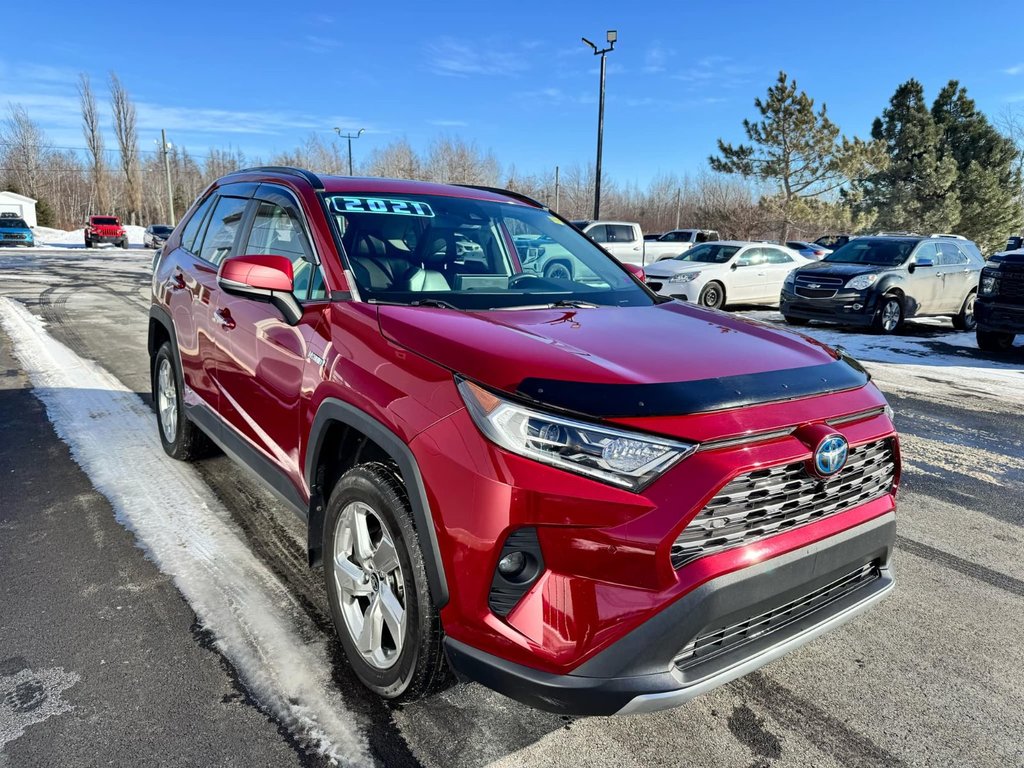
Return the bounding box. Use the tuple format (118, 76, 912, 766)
(151, 225, 173, 235)
(0, 218, 28, 228)
(323, 193, 653, 310)
(674, 243, 740, 263)
(92, 217, 118, 225)
(823, 238, 918, 266)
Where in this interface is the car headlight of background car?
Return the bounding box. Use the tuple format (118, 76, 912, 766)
(845, 274, 878, 291)
(458, 379, 696, 491)
(668, 271, 701, 284)
(979, 272, 998, 296)
(784, 271, 797, 286)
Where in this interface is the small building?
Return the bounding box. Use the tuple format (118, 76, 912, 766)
(0, 191, 38, 227)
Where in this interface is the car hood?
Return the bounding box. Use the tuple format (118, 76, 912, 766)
(794, 261, 889, 278)
(378, 302, 863, 417)
(643, 261, 723, 278)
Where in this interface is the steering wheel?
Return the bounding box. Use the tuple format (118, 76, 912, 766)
(508, 273, 548, 289)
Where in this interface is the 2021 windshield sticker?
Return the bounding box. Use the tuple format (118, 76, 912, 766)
(327, 196, 435, 217)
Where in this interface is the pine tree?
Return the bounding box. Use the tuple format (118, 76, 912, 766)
(710, 71, 882, 241)
(931, 81, 1021, 252)
(857, 79, 960, 234)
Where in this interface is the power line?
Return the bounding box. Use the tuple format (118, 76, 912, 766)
(0, 140, 226, 161)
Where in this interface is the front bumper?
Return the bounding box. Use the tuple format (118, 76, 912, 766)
(780, 287, 878, 325)
(645, 275, 705, 301)
(446, 512, 895, 715)
(975, 298, 1024, 334)
(87, 233, 124, 243)
(0, 236, 33, 246)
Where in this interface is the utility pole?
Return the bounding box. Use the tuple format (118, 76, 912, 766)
(582, 30, 617, 220)
(160, 129, 175, 225)
(554, 165, 560, 213)
(334, 127, 365, 175)
(674, 187, 682, 230)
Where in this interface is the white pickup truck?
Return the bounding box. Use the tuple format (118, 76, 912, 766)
(570, 221, 720, 266)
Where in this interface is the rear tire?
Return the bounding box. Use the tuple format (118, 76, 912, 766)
(698, 282, 725, 309)
(952, 291, 977, 331)
(872, 294, 903, 334)
(976, 329, 1015, 352)
(324, 463, 448, 701)
(783, 315, 809, 326)
(152, 342, 206, 461)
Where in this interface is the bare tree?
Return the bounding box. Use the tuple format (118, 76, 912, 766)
(423, 136, 500, 185)
(78, 74, 108, 212)
(998, 107, 1024, 228)
(110, 73, 141, 224)
(0, 104, 47, 199)
(363, 138, 422, 179)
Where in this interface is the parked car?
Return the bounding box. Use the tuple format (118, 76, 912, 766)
(780, 235, 983, 334)
(151, 167, 897, 715)
(85, 215, 128, 248)
(815, 234, 852, 252)
(569, 221, 721, 265)
(0, 213, 34, 247)
(787, 241, 831, 259)
(144, 224, 174, 249)
(643, 241, 811, 308)
(975, 247, 1024, 350)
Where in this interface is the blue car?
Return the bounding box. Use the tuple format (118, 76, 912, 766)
(0, 214, 34, 247)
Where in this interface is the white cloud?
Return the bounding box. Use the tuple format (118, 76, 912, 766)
(1004, 63, 1024, 76)
(425, 38, 531, 77)
(643, 44, 672, 74)
(429, 119, 469, 127)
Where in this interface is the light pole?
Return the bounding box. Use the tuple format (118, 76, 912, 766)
(156, 130, 175, 225)
(582, 30, 616, 220)
(333, 127, 365, 175)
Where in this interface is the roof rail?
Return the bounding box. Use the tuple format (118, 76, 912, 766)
(873, 231, 922, 237)
(929, 232, 967, 240)
(234, 166, 325, 191)
(455, 184, 546, 209)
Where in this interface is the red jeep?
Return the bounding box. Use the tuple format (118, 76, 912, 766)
(148, 167, 898, 715)
(85, 215, 128, 248)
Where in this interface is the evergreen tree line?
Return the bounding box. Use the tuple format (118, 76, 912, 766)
(1, 71, 1021, 252)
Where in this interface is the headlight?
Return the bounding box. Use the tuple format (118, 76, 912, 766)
(980, 274, 997, 296)
(845, 274, 878, 291)
(458, 379, 696, 491)
(784, 271, 797, 285)
(669, 271, 700, 283)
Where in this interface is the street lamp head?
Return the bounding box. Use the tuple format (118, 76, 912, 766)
(357, 128, 365, 138)
(581, 36, 596, 52)
(333, 126, 342, 135)
(606, 29, 617, 45)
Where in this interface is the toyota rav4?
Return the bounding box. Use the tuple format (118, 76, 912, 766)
(149, 167, 898, 715)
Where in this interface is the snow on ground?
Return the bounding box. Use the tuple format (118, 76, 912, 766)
(742, 310, 1024, 409)
(31, 225, 147, 248)
(0, 296, 369, 766)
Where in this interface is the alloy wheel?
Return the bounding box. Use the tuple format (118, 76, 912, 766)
(545, 263, 571, 281)
(333, 501, 407, 670)
(881, 299, 900, 332)
(157, 358, 178, 443)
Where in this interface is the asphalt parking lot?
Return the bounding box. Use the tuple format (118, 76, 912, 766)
(1, 247, 1023, 768)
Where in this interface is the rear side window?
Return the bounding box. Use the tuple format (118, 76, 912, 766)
(180, 195, 216, 254)
(937, 241, 969, 265)
(764, 248, 794, 264)
(606, 224, 635, 242)
(587, 225, 608, 242)
(197, 196, 248, 266)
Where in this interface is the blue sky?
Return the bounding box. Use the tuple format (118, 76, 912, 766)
(3, 0, 1024, 186)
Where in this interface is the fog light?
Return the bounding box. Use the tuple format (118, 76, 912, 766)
(852, 303, 863, 311)
(497, 551, 527, 578)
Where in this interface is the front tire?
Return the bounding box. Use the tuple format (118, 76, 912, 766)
(952, 291, 977, 331)
(698, 281, 725, 309)
(152, 342, 206, 461)
(783, 314, 810, 326)
(84, 238, 92, 249)
(120, 238, 129, 249)
(976, 329, 1015, 352)
(872, 294, 904, 334)
(543, 261, 573, 281)
(324, 463, 448, 701)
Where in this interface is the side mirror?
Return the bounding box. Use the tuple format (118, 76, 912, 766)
(623, 263, 646, 281)
(731, 261, 742, 270)
(915, 257, 934, 268)
(218, 254, 301, 325)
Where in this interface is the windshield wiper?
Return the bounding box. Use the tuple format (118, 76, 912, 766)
(368, 298, 463, 311)
(547, 299, 599, 308)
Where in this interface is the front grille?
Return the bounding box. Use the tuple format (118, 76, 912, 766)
(671, 438, 895, 569)
(674, 561, 881, 670)
(995, 271, 1024, 304)
(794, 274, 842, 299)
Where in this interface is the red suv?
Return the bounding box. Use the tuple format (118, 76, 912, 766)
(85, 215, 128, 248)
(149, 167, 898, 715)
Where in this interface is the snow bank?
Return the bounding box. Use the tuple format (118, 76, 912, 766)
(0, 297, 369, 766)
(32, 225, 148, 248)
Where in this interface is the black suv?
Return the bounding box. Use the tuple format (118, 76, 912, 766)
(975, 247, 1024, 350)
(780, 235, 983, 334)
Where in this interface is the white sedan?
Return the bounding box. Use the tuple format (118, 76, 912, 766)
(642, 241, 812, 309)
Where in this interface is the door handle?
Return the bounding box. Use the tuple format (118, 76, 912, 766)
(214, 308, 236, 330)
(170, 270, 186, 291)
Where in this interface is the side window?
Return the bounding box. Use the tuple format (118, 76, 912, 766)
(736, 247, 760, 266)
(180, 194, 216, 254)
(197, 196, 248, 266)
(587, 225, 608, 243)
(695, 231, 710, 243)
(765, 248, 793, 264)
(938, 242, 968, 265)
(607, 224, 635, 242)
(913, 242, 938, 265)
(245, 201, 316, 299)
